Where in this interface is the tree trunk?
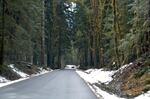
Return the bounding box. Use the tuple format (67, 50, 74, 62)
(47, 30, 52, 67)
(0, 0, 5, 66)
(58, 31, 62, 68)
(112, 0, 121, 67)
(33, 43, 38, 65)
(40, 0, 45, 66)
(148, 0, 150, 53)
(100, 48, 104, 67)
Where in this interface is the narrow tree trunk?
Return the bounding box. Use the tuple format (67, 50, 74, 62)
(89, 21, 94, 67)
(84, 44, 88, 67)
(112, 0, 121, 67)
(47, 46, 51, 67)
(33, 43, 38, 65)
(40, 33, 45, 66)
(148, 0, 150, 53)
(93, 34, 97, 67)
(58, 31, 62, 68)
(0, 0, 5, 66)
(100, 48, 104, 67)
(47, 31, 52, 67)
(40, 0, 45, 66)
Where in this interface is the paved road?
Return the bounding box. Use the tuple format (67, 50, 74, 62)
(0, 70, 98, 99)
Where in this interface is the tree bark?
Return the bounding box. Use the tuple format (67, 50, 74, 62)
(112, 0, 121, 67)
(58, 30, 62, 68)
(40, 0, 45, 66)
(0, 0, 5, 66)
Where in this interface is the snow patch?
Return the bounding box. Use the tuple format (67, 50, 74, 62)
(116, 63, 133, 73)
(8, 64, 29, 77)
(0, 76, 9, 83)
(0, 70, 51, 88)
(76, 63, 150, 99)
(135, 91, 150, 99)
(0, 64, 52, 88)
(76, 70, 124, 99)
(93, 85, 125, 99)
(77, 69, 116, 84)
(32, 68, 51, 77)
(76, 70, 94, 83)
(0, 77, 28, 88)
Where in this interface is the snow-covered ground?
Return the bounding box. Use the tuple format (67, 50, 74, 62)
(76, 69, 124, 99)
(84, 69, 116, 84)
(135, 91, 150, 99)
(8, 64, 29, 77)
(0, 64, 52, 88)
(0, 76, 9, 83)
(76, 64, 150, 99)
(0, 77, 29, 88)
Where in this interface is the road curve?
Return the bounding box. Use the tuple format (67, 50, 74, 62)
(0, 70, 99, 99)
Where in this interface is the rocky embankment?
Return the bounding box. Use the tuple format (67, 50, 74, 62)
(94, 56, 150, 98)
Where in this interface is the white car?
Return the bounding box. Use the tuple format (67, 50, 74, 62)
(65, 65, 77, 69)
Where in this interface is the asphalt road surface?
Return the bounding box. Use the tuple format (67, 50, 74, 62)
(0, 70, 99, 99)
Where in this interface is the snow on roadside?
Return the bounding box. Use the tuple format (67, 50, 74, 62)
(76, 70, 95, 83)
(135, 91, 150, 99)
(76, 64, 150, 99)
(94, 85, 125, 99)
(0, 65, 52, 88)
(116, 63, 133, 74)
(0, 77, 28, 88)
(0, 70, 51, 88)
(76, 70, 124, 99)
(0, 76, 9, 83)
(32, 67, 51, 77)
(8, 64, 29, 77)
(77, 69, 116, 84)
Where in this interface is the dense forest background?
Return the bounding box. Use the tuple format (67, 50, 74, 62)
(0, 0, 150, 69)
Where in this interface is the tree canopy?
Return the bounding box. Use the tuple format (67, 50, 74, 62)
(0, 0, 149, 69)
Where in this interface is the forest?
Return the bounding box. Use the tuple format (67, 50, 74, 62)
(0, 0, 150, 98)
(0, 0, 149, 69)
